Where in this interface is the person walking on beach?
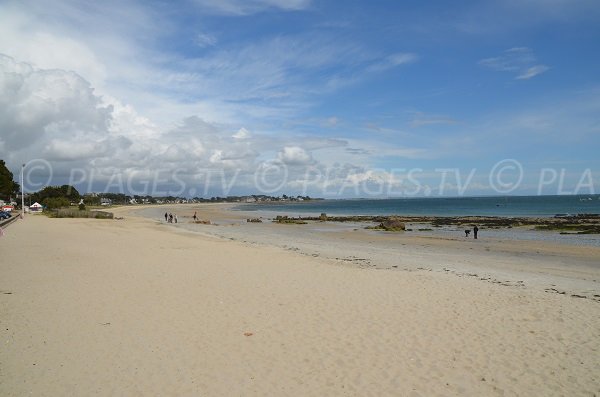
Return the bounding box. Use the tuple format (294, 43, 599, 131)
(193, 211, 197, 222)
(174, 214, 178, 224)
(169, 213, 173, 223)
(473, 225, 479, 239)
(164, 212, 168, 222)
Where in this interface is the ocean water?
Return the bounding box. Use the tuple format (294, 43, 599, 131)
(236, 195, 600, 217)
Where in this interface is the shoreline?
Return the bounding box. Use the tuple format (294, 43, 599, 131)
(128, 204, 600, 301)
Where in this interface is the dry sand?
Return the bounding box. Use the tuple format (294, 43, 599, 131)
(1, 210, 599, 396)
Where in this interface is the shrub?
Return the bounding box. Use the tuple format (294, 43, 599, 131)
(42, 197, 70, 210)
(54, 209, 114, 219)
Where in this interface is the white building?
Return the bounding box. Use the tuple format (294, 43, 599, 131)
(30, 202, 43, 212)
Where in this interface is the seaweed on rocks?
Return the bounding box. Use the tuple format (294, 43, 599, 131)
(270, 213, 600, 234)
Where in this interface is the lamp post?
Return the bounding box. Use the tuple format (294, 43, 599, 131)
(21, 163, 25, 218)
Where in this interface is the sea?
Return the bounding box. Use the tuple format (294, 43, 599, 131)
(236, 195, 600, 217)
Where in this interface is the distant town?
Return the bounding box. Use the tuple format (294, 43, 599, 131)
(83, 193, 320, 206)
(3, 161, 323, 212)
(2, 184, 321, 212)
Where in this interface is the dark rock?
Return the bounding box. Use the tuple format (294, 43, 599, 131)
(379, 217, 405, 231)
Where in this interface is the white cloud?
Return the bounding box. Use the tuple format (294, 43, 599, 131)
(388, 53, 419, 66)
(479, 47, 548, 80)
(278, 146, 314, 165)
(0, 7, 107, 86)
(2, 55, 397, 196)
(479, 47, 534, 71)
(516, 65, 550, 80)
(0, 1, 419, 134)
(366, 53, 418, 73)
(0, 54, 112, 152)
(195, 33, 217, 48)
(233, 127, 250, 139)
(191, 0, 311, 15)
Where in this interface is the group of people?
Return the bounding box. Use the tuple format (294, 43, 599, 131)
(464, 225, 479, 239)
(163, 211, 198, 224)
(164, 212, 178, 223)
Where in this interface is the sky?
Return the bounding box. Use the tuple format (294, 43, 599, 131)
(0, 0, 599, 198)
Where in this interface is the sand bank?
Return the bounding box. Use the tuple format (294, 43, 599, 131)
(1, 211, 599, 396)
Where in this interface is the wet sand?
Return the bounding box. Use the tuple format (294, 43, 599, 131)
(1, 207, 599, 396)
(141, 204, 600, 299)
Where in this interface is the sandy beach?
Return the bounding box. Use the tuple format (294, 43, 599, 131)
(139, 204, 600, 299)
(1, 207, 599, 396)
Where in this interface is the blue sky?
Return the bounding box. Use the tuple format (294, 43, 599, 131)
(0, 0, 599, 197)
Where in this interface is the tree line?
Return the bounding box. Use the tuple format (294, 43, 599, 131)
(1, 159, 317, 210)
(0, 160, 20, 202)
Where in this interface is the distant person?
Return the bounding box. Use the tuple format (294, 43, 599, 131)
(193, 211, 197, 222)
(169, 213, 173, 223)
(164, 212, 168, 222)
(464, 229, 471, 237)
(174, 214, 178, 224)
(473, 225, 479, 239)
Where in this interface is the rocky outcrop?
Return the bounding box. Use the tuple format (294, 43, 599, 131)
(274, 215, 307, 224)
(379, 217, 405, 231)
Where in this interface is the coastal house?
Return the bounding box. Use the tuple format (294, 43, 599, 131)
(30, 202, 43, 212)
(1, 205, 13, 212)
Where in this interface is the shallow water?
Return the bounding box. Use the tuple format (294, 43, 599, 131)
(236, 195, 600, 217)
(407, 223, 600, 248)
(136, 205, 600, 248)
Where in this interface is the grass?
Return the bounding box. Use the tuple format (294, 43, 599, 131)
(49, 208, 114, 219)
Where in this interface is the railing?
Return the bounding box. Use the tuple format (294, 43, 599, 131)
(0, 214, 20, 228)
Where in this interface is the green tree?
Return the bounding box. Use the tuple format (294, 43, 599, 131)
(42, 197, 70, 209)
(30, 185, 81, 205)
(59, 184, 81, 203)
(83, 194, 101, 206)
(0, 160, 18, 201)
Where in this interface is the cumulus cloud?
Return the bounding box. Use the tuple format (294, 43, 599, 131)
(0, 53, 437, 197)
(233, 127, 250, 139)
(0, 54, 372, 195)
(0, 54, 113, 153)
(278, 146, 314, 165)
